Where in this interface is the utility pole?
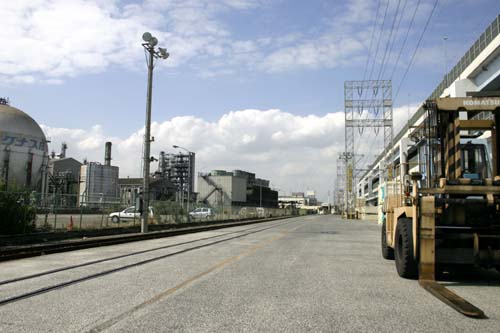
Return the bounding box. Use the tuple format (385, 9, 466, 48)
(141, 32, 169, 233)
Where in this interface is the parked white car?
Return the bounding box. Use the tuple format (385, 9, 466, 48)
(189, 207, 214, 219)
(109, 206, 153, 223)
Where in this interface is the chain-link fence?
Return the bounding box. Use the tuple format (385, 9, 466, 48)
(1, 191, 293, 234)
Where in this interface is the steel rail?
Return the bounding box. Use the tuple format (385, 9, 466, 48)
(0, 216, 292, 262)
(0, 219, 295, 307)
(0, 220, 286, 286)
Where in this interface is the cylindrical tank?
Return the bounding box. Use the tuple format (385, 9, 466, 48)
(0, 103, 49, 190)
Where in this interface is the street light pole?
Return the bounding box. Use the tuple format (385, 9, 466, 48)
(141, 32, 169, 233)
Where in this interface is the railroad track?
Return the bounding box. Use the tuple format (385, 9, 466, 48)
(0, 218, 294, 307)
(0, 216, 293, 262)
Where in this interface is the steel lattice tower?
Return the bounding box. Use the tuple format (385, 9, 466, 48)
(344, 80, 393, 216)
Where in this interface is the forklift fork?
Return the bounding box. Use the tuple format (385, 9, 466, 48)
(418, 196, 486, 318)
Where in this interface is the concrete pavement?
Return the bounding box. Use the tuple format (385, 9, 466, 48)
(0, 215, 499, 332)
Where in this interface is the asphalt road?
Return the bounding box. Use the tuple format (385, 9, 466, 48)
(0, 215, 499, 332)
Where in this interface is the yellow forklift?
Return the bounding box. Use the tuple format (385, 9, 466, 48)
(381, 96, 500, 318)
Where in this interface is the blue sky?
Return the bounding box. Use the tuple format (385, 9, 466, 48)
(1, 0, 499, 200)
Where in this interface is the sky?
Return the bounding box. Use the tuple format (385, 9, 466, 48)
(1, 0, 499, 201)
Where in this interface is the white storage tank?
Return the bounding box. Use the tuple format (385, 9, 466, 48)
(0, 101, 49, 190)
(79, 162, 120, 205)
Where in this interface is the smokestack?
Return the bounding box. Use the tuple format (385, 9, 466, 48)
(159, 151, 165, 175)
(105, 142, 112, 166)
(60, 142, 67, 158)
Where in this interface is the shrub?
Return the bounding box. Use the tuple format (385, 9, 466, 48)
(0, 184, 37, 235)
(152, 200, 185, 223)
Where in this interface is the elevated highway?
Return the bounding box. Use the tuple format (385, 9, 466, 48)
(357, 15, 500, 222)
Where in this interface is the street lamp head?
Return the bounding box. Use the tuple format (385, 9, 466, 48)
(173, 145, 179, 148)
(159, 47, 169, 59)
(142, 32, 152, 42)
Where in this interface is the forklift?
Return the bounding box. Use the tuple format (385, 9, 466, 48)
(381, 96, 500, 318)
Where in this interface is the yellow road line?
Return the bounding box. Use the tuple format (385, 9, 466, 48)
(89, 223, 303, 332)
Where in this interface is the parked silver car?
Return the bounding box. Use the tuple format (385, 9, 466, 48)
(109, 206, 153, 223)
(189, 207, 214, 219)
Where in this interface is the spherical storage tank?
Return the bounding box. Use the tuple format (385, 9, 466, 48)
(0, 102, 48, 190)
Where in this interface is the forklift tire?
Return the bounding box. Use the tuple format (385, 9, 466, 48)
(381, 220, 394, 260)
(395, 218, 418, 279)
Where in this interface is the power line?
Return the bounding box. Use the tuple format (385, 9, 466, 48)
(376, 0, 402, 81)
(394, 0, 439, 102)
(367, 0, 390, 81)
(380, 0, 408, 79)
(362, 0, 382, 81)
(389, 0, 421, 80)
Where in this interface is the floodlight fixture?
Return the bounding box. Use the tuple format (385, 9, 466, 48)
(142, 32, 152, 42)
(150, 37, 158, 46)
(159, 47, 169, 59)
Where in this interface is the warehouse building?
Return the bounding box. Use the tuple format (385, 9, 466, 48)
(197, 169, 278, 208)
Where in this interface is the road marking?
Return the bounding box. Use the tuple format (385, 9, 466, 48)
(88, 223, 303, 332)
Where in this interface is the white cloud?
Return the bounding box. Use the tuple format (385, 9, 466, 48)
(41, 103, 423, 200)
(0, 0, 443, 82)
(41, 108, 347, 200)
(260, 36, 365, 72)
(0, 0, 265, 83)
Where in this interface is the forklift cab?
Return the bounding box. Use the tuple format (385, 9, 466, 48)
(460, 140, 491, 180)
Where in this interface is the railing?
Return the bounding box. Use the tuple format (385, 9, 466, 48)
(430, 15, 500, 100)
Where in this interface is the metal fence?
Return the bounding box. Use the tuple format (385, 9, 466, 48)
(1, 191, 293, 233)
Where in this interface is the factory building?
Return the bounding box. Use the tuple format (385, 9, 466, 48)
(156, 151, 195, 203)
(0, 99, 49, 191)
(278, 191, 318, 208)
(118, 176, 177, 206)
(47, 143, 82, 196)
(78, 142, 119, 206)
(197, 169, 278, 208)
